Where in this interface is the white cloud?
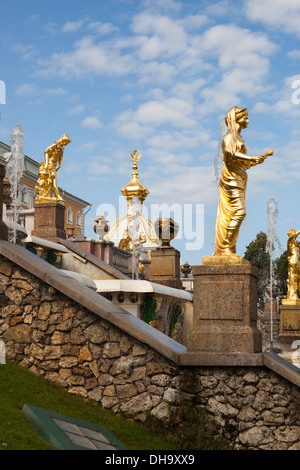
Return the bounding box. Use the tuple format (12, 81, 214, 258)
(12, 42, 35, 60)
(44, 87, 67, 96)
(146, 164, 217, 205)
(288, 50, 300, 60)
(62, 20, 85, 33)
(87, 161, 114, 177)
(205, 1, 238, 18)
(131, 12, 188, 60)
(32, 10, 235, 91)
(136, 61, 177, 86)
(28, 14, 39, 22)
(245, 0, 300, 37)
(66, 104, 86, 115)
(81, 116, 103, 129)
(178, 14, 208, 31)
(36, 36, 132, 78)
(15, 83, 39, 96)
(171, 78, 206, 101)
(143, 0, 182, 13)
(88, 21, 119, 35)
(64, 161, 85, 173)
(253, 74, 300, 118)
(146, 130, 200, 153)
(114, 113, 153, 140)
(114, 96, 196, 139)
(73, 141, 99, 152)
(197, 24, 276, 112)
(15, 83, 67, 97)
(137, 98, 195, 127)
(200, 24, 276, 69)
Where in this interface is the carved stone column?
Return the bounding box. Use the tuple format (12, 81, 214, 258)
(0, 166, 8, 240)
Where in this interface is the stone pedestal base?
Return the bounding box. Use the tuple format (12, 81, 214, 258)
(32, 202, 66, 242)
(279, 304, 300, 338)
(187, 262, 262, 354)
(150, 248, 182, 289)
(0, 166, 8, 240)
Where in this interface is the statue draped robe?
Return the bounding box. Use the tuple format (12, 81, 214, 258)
(214, 131, 252, 256)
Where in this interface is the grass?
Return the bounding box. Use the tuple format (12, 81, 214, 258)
(0, 361, 230, 451)
(0, 361, 179, 451)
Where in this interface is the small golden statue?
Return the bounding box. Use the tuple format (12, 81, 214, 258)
(35, 134, 71, 203)
(131, 149, 141, 166)
(213, 107, 273, 257)
(286, 228, 300, 301)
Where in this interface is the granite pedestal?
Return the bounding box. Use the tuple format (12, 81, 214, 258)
(279, 302, 300, 341)
(187, 260, 262, 354)
(0, 166, 8, 240)
(32, 202, 66, 242)
(150, 248, 182, 289)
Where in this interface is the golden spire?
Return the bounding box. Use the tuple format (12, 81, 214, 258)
(121, 149, 149, 204)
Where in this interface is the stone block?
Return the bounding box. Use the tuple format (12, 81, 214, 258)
(0, 166, 8, 241)
(32, 202, 66, 241)
(279, 304, 300, 337)
(187, 263, 262, 354)
(150, 248, 182, 289)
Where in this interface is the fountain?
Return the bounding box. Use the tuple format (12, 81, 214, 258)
(266, 198, 283, 350)
(6, 125, 25, 243)
(128, 195, 142, 279)
(213, 118, 227, 186)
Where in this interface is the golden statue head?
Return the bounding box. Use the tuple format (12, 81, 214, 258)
(288, 228, 296, 237)
(225, 106, 248, 131)
(57, 134, 71, 146)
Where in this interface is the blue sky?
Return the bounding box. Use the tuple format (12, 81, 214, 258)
(1, 0, 300, 266)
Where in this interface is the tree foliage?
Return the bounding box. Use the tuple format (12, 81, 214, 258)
(244, 232, 270, 308)
(274, 250, 288, 297)
(244, 231, 288, 308)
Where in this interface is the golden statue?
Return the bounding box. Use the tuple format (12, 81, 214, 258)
(35, 134, 71, 203)
(286, 228, 300, 301)
(213, 107, 273, 257)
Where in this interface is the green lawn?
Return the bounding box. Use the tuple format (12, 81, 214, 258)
(0, 361, 179, 451)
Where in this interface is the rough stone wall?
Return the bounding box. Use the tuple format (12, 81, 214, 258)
(0, 255, 299, 450)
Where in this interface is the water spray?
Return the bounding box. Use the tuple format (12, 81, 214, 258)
(266, 198, 282, 350)
(6, 125, 25, 243)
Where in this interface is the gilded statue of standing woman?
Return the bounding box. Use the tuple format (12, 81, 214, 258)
(286, 228, 300, 300)
(213, 107, 273, 257)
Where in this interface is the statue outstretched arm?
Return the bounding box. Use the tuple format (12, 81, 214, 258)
(289, 230, 300, 241)
(235, 149, 273, 166)
(294, 231, 300, 248)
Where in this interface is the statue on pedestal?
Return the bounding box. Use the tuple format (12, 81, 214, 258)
(286, 228, 300, 301)
(213, 107, 273, 257)
(35, 134, 71, 203)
